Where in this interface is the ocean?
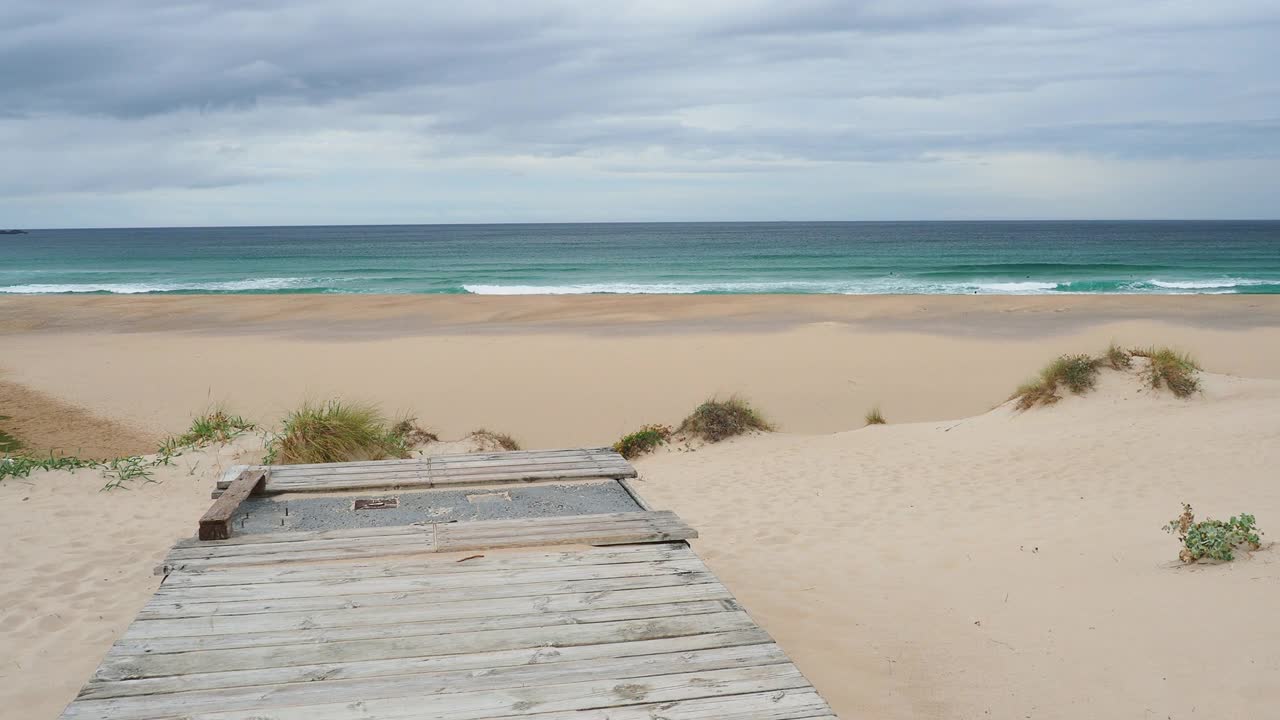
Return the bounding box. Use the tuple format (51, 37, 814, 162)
(3, 221, 1279, 295)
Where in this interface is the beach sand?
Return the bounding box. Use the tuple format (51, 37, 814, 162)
(3, 295, 1280, 455)
(3, 295, 1280, 718)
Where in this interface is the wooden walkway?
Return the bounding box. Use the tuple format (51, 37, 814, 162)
(159, 511, 698, 574)
(214, 448, 636, 497)
(59, 449, 839, 719)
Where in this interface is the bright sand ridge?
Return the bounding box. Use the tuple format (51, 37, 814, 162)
(2, 295, 1280, 718)
(3, 295, 1280, 453)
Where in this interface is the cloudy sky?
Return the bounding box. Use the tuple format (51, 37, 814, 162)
(3, 1, 1278, 227)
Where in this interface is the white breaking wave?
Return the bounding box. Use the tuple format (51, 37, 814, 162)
(464, 279, 1068, 295)
(462, 281, 851, 295)
(1147, 278, 1271, 290)
(973, 281, 1061, 293)
(0, 277, 326, 294)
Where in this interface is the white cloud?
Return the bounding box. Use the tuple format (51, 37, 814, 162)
(1, 0, 1277, 225)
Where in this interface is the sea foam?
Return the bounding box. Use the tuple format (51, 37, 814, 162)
(0, 278, 328, 294)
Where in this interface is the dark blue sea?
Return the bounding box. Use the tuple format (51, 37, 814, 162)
(3, 221, 1279, 295)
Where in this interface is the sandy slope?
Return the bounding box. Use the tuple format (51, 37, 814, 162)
(632, 367, 1280, 718)
(5, 296, 1280, 456)
(2, 366, 1278, 719)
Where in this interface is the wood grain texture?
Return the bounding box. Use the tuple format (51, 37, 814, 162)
(213, 447, 636, 497)
(63, 472, 837, 718)
(198, 469, 266, 540)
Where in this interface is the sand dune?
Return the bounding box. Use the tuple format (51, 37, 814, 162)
(3, 296, 1280, 718)
(633, 367, 1280, 718)
(2, 365, 1277, 718)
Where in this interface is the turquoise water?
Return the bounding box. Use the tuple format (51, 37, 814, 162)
(3, 221, 1279, 295)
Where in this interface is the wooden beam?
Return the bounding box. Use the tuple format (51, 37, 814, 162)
(198, 469, 267, 541)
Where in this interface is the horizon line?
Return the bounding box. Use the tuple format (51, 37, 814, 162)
(12, 218, 1280, 231)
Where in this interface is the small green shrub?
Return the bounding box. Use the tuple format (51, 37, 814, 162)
(613, 424, 673, 459)
(265, 400, 410, 465)
(1132, 347, 1200, 397)
(1164, 503, 1263, 563)
(864, 406, 886, 426)
(468, 428, 521, 451)
(1013, 354, 1102, 409)
(678, 396, 773, 443)
(1105, 343, 1132, 370)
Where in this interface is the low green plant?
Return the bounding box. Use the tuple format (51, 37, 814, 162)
(613, 424, 673, 459)
(677, 396, 773, 443)
(864, 406, 886, 425)
(100, 456, 155, 490)
(163, 408, 256, 451)
(1131, 347, 1200, 397)
(0, 453, 102, 481)
(265, 400, 410, 465)
(469, 428, 521, 451)
(1164, 503, 1263, 563)
(1013, 354, 1102, 410)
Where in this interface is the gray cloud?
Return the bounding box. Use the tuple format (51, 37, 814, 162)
(2, 1, 1278, 224)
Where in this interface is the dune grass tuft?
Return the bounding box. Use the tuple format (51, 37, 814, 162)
(1131, 346, 1201, 397)
(1014, 344, 1203, 409)
(161, 407, 255, 453)
(1013, 354, 1102, 410)
(1104, 343, 1132, 370)
(678, 396, 773, 443)
(469, 428, 521, 451)
(265, 400, 410, 465)
(613, 424, 673, 459)
(390, 417, 439, 446)
(864, 406, 886, 425)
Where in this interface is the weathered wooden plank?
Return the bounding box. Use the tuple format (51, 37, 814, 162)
(162, 513, 691, 572)
(172, 522, 434, 549)
(161, 543, 694, 587)
(176, 664, 813, 720)
(198, 469, 267, 541)
(617, 477, 654, 511)
(163, 540, 696, 586)
(64, 645, 789, 720)
(217, 448, 630, 489)
(246, 467, 637, 495)
(151, 558, 709, 604)
(77, 629, 773, 700)
(140, 569, 719, 621)
(235, 448, 614, 475)
(477, 690, 834, 720)
(437, 526, 696, 552)
(161, 544, 438, 573)
(93, 610, 756, 680)
(162, 533, 686, 573)
(167, 531, 435, 560)
(171, 515, 673, 561)
(112, 599, 740, 655)
(265, 454, 626, 479)
(127, 583, 733, 640)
